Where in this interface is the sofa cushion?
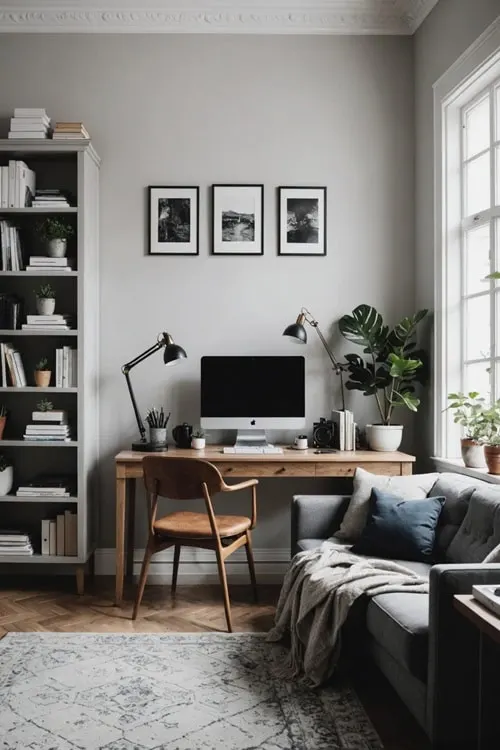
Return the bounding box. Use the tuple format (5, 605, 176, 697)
(428, 473, 484, 559)
(447, 485, 500, 563)
(351, 488, 444, 562)
(366, 592, 429, 682)
(335, 468, 439, 542)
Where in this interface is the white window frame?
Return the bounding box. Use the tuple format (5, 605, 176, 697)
(434, 17, 500, 467)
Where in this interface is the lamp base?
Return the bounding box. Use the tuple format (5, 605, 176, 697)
(131, 440, 168, 453)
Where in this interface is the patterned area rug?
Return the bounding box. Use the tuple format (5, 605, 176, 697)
(0, 633, 382, 750)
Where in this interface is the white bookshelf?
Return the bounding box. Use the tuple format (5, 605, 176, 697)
(0, 140, 100, 592)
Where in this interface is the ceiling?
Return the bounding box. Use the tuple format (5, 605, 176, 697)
(0, 1, 440, 35)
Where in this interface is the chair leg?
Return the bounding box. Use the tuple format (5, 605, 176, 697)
(245, 531, 258, 603)
(171, 544, 181, 598)
(132, 541, 153, 620)
(215, 543, 233, 633)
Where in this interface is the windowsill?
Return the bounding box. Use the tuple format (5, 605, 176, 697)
(433, 457, 500, 485)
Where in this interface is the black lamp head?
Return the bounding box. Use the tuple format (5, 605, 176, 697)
(161, 332, 187, 365)
(283, 313, 307, 344)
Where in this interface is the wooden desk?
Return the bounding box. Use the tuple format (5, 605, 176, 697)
(115, 446, 415, 605)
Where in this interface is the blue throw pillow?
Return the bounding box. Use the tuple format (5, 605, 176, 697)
(351, 487, 445, 563)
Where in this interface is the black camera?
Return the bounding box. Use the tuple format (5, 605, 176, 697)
(312, 418, 337, 449)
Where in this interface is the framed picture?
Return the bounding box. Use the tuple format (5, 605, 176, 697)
(148, 186, 199, 255)
(278, 186, 327, 256)
(212, 184, 264, 255)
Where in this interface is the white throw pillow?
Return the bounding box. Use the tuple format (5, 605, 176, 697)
(483, 544, 500, 563)
(334, 467, 440, 542)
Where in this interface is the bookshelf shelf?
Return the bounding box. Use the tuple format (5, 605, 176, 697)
(0, 271, 78, 277)
(0, 440, 78, 447)
(0, 386, 77, 393)
(0, 495, 77, 503)
(0, 554, 82, 564)
(0, 207, 78, 214)
(0, 329, 78, 336)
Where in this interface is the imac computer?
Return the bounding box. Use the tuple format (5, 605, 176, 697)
(200, 355, 305, 452)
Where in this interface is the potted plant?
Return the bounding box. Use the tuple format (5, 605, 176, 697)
(0, 455, 13, 495)
(34, 358, 51, 387)
(477, 399, 500, 474)
(191, 427, 206, 450)
(36, 217, 74, 258)
(338, 305, 428, 452)
(37, 398, 53, 412)
(35, 283, 56, 316)
(0, 405, 7, 440)
(145, 407, 170, 451)
(447, 392, 487, 468)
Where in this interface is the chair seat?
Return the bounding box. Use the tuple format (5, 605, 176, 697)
(154, 511, 251, 539)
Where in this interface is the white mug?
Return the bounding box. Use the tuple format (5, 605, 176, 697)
(294, 435, 308, 450)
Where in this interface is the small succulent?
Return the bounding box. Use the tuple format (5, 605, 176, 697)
(36, 399, 53, 412)
(35, 283, 55, 299)
(192, 427, 205, 439)
(0, 455, 11, 472)
(0, 405, 7, 418)
(35, 358, 49, 371)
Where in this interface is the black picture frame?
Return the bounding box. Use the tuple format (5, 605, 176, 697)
(277, 186, 327, 256)
(148, 186, 200, 256)
(212, 184, 264, 255)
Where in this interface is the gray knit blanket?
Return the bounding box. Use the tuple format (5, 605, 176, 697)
(267, 541, 429, 686)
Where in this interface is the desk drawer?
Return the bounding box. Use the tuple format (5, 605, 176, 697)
(315, 462, 403, 477)
(217, 462, 313, 478)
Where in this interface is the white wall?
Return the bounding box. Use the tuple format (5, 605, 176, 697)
(414, 0, 500, 461)
(0, 34, 415, 555)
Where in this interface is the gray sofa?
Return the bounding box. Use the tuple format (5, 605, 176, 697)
(291, 472, 500, 750)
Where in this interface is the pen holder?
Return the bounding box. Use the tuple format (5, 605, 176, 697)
(149, 427, 167, 450)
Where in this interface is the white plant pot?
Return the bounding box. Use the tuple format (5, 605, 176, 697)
(191, 437, 206, 450)
(366, 424, 403, 452)
(36, 297, 55, 315)
(47, 239, 67, 258)
(461, 439, 486, 469)
(0, 466, 14, 496)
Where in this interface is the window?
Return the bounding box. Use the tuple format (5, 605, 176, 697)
(434, 19, 500, 459)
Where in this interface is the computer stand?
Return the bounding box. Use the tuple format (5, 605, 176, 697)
(234, 430, 272, 449)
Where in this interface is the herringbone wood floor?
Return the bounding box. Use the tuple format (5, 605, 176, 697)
(0, 577, 430, 750)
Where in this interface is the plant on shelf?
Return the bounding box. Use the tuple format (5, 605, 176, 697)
(36, 398, 53, 412)
(35, 283, 56, 316)
(191, 427, 206, 451)
(0, 454, 13, 495)
(338, 304, 428, 452)
(34, 357, 51, 388)
(36, 217, 74, 259)
(0, 404, 7, 441)
(447, 392, 487, 468)
(475, 399, 500, 475)
(145, 407, 170, 450)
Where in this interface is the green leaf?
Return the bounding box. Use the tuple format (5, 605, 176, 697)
(392, 390, 420, 412)
(387, 352, 422, 378)
(338, 305, 388, 355)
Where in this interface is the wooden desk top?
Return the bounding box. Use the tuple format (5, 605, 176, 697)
(454, 595, 500, 646)
(116, 447, 415, 463)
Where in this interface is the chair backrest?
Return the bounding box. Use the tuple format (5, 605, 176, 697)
(142, 455, 224, 500)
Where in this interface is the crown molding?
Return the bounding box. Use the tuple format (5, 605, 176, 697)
(0, 2, 439, 35)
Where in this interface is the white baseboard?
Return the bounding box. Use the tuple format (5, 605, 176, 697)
(94, 547, 289, 584)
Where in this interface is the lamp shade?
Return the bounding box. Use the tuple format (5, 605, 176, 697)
(163, 342, 187, 365)
(283, 313, 307, 343)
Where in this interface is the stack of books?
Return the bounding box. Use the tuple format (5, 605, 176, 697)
(331, 409, 357, 451)
(52, 122, 90, 140)
(0, 220, 24, 270)
(24, 408, 72, 443)
(26, 256, 73, 273)
(56, 346, 77, 387)
(0, 531, 33, 556)
(41, 511, 77, 556)
(8, 108, 51, 139)
(0, 342, 27, 386)
(0, 161, 36, 207)
(31, 189, 71, 208)
(22, 314, 73, 332)
(16, 474, 75, 498)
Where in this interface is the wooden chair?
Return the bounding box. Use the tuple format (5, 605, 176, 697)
(132, 455, 258, 632)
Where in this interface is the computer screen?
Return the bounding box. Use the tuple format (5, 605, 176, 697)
(200, 355, 305, 430)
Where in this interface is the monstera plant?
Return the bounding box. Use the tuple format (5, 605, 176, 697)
(338, 305, 428, 451)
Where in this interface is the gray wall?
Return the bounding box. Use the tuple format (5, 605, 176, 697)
(0, 34, 415, 552)
(414, 0, 499, 460)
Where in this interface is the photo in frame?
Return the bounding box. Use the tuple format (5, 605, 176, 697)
(278, 186, 327, 256)
(148, 186, 199, 255)
(212, 184, 264, 255)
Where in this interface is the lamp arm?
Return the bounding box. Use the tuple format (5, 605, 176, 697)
(301, 308, 346, 412)
(121, 337, 165, 444)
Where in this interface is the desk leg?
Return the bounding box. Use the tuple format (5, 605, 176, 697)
(126, 478, 136, 580)
(115, 476, 127, 607)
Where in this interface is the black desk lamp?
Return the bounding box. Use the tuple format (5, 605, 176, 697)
(121, 331, 187, 451)
(283, 308, 346, 411)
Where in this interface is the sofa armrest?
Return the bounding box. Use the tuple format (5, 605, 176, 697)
(291, 494, 350, 556)
(427, 563, 500, 749)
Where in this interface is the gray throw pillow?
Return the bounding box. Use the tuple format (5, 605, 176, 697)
(334, 467, 439, 542)
(447, 486, 500, 563)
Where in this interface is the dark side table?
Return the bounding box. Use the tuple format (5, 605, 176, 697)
(454, 595, 500, 750)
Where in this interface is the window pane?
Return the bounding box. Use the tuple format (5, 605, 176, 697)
(464, 223, 491, 295)
(464, 96, 490, 159)
(496, 146, 500, 204)
(496, 86, 500, 141)
(465, 152, 491, 216)
(464, 361, 492, 402)
(465, 294, 491, 360)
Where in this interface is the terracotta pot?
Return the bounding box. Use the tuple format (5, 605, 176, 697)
(461, 438, 486, 469)
(484, 445, 500, 475)
(34, 370, 51, 387)
(0, 416, 6, 440)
